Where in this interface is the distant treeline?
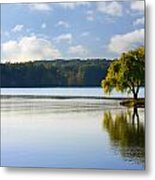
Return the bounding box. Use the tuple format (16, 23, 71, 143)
(0, 59, 111, 87)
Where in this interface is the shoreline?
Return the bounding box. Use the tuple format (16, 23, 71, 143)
(1, 94, 145, 101)
(1, 95, 145, 108)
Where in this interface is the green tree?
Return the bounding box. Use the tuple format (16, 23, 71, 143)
(101, 47, 145, 99)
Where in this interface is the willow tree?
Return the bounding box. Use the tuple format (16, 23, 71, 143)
(101, 47, 145, 99)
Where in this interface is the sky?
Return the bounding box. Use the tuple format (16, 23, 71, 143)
(1, 1, 145, 63)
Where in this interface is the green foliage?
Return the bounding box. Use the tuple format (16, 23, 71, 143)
(0, 59, 110, 87)
(101, 47, 145, 99)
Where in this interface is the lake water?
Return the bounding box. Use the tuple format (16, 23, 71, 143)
(1, 87, 145, 98)
(1, 88, 145, 169)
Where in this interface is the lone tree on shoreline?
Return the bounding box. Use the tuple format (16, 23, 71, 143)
(101, 46, 145, 99)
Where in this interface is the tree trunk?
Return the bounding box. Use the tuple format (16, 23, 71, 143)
(133, 92, 138, 99)
(132, 86, 139, 100)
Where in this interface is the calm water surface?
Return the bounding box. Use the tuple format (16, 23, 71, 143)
(1, 88, 145, 169)
(1, 87, 145, 98)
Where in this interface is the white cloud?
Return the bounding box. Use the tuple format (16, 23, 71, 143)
(30, 4, 51, 11)
(68, 45, 88, 57)
(54, 33, 73, 44)
(58, 2, 90, 10)
(56, 21, 70, 28)
(108, 29, 144, 54)
(133, 17, 144, 26)
(1, 36, 61, 63)
(97, 2, 122, 16)
(41, 23, 47, 29)
(12, 24, 24, 32)
(131, 1, 144, 11)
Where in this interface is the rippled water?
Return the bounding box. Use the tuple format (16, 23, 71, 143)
(1, 96, 145, 169)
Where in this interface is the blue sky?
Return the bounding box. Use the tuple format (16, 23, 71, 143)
(1, 1, 144, 63)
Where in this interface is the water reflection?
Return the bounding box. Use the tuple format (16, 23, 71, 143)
(103, 108, 145, 164)
(1, 97, 145, 169)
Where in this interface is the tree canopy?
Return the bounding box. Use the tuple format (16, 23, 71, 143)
(101, 47, 145, 99)
(0, 59, 110, 87)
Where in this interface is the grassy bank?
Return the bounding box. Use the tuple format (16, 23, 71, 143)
(120, 98, 145, 108)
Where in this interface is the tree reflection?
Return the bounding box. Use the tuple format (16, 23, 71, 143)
(103, 108, 145, 164)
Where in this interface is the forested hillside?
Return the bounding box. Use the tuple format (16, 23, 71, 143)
(0, 59, 111, 87)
